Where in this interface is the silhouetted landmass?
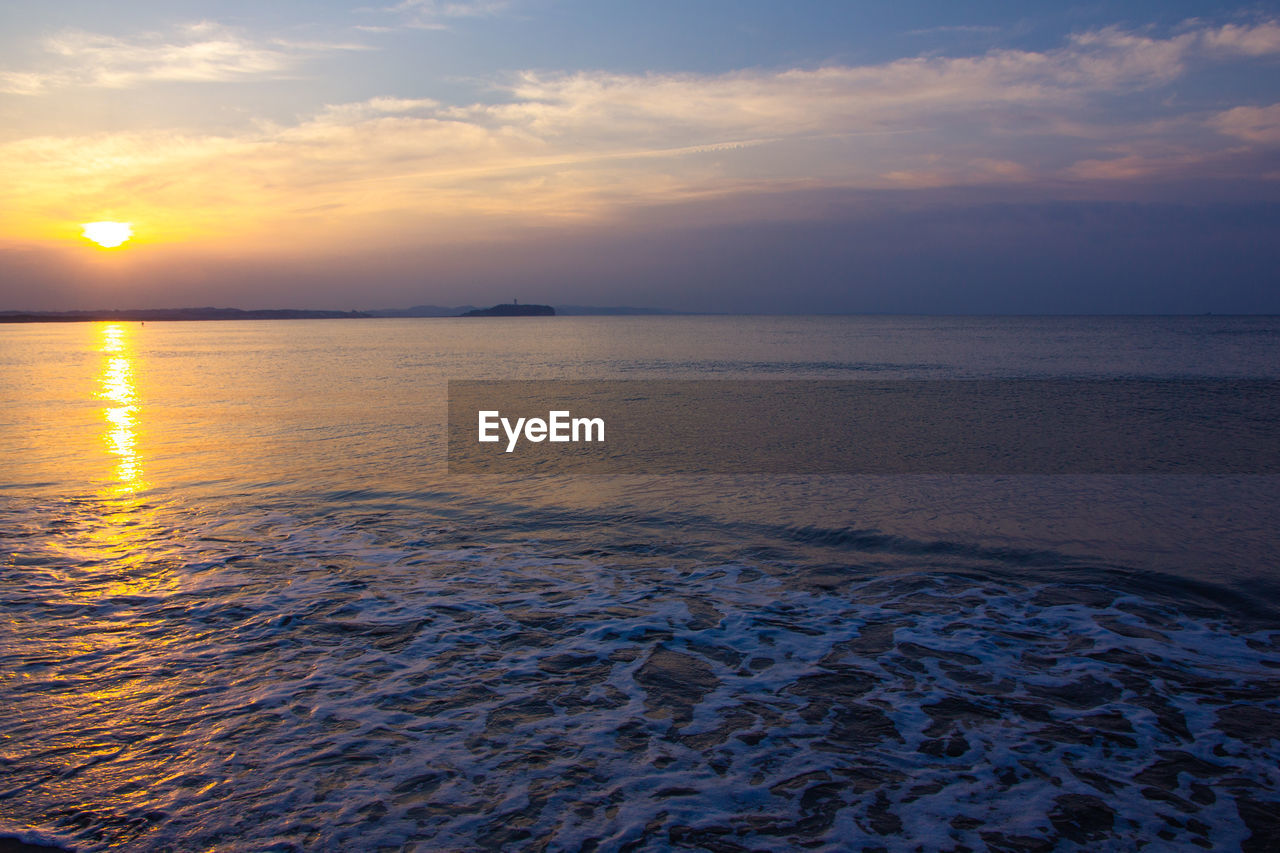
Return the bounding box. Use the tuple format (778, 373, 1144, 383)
(1, 304, 687, 323)
(462, 303, 556, 317)
(0, 308, 368, 323)
(553, 305, 681, 315)
(367, 305, 478, 317)
(369, 304, 680, 317)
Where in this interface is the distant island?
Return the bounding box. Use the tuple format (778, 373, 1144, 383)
(0, 307, 368, 323)
(462, 303, 555, 317)
(367, 304, 677, 317)
(0, 303, 688, 323)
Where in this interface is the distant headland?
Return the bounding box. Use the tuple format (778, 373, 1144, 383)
(368, 304, 677, 317)
(0, 303, 687, 323)
(0, 307, 368, 323)
(461, 303, 555, 317)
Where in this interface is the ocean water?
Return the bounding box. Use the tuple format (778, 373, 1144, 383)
(1, 315, 1278, 851)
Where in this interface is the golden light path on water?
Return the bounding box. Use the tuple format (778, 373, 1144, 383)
(97, 323, 147, 494)
(2, 323, 182, 826)
(84, 323, 172, 598)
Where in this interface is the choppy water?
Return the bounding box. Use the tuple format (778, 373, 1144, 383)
(2, 316, 1279, 851)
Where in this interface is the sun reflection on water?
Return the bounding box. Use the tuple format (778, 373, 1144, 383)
(96, 323, 148, 494)
(77, 324, 176, 595)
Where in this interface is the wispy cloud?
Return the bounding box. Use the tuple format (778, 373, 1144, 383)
(463, 18, 1280, 143)
(0, 21, 368, 94)
(381, 0, 512, 30)
(1200, 20, 1280, 56)
(1212, 103, 1280, 142)
(907, 24, 1002, 37)
(0, 71, 47, 96)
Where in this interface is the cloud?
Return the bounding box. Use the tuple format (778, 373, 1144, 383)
(1200, 20, 1280, 56)
(3, 19, 1280, 250)
(0, 21, 368, 93)
(0, 71, 48, 96)
(461, 18, 1280, 144)
(1212, 103, 1280, 143)
(382, 0, 512, 30)
(884, 158, 1033, 188)
(313, 96, 442, 122)
(906, 24, 1002, 37)
(1063, 152, 1212, 181)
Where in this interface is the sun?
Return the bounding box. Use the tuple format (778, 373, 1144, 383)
(82, 221, 134, 248)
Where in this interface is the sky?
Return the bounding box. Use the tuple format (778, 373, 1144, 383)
(1, 0, 1279, 313)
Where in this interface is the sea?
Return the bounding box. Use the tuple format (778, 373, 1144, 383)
(1, 315, 1278, 851)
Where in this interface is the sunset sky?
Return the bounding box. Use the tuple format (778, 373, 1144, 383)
(2, 1, 1279, 312)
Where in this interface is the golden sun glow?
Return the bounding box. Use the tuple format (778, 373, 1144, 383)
(82, 221, 134, 248)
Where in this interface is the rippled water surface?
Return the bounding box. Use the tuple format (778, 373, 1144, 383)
(2, 316, 1279, 851)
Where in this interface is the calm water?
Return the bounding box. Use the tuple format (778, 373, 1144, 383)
(1, 316, 1279, 851)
